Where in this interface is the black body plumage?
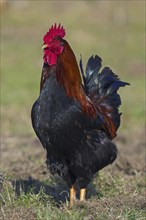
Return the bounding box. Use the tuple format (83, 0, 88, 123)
(31, 55, 129, 188)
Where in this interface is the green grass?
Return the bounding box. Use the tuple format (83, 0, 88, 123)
(0, 171, 145, 220)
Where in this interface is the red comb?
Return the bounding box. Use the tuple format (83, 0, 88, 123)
(43, 23, 66, 43)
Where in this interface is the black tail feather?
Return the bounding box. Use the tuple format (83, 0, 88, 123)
(79, 55, 130, 137)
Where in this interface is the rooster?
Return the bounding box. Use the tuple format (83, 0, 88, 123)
(31, 24, 129, 206)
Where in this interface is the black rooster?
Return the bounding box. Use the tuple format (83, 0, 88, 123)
(31, 24, 129, 206)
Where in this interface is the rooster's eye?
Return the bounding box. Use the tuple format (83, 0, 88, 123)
(60, 41, 64, 46)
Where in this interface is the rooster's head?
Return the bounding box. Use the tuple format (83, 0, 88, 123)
(42, 23, 66, 66)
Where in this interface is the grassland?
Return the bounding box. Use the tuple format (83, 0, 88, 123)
(0, 1, 145, 220)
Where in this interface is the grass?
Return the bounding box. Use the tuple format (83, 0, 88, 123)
(0, 171, 145, 220)
(1, 1, 145, 220)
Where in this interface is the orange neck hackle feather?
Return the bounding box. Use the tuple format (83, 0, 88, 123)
(56, 40, 96, 118)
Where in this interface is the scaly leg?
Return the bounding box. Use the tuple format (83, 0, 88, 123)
(70, 184, 76, 207)
(80, 188, 86, 201)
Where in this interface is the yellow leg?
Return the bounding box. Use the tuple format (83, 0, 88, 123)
(70, 185, 76, 207)
(80, 188, 86, 201)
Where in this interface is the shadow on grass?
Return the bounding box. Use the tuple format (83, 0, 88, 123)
(11, 176, 100, 204)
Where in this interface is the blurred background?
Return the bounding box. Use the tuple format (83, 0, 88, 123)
(1, 1, 145, 142)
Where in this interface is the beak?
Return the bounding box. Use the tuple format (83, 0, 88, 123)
(42, 44, 48, 49)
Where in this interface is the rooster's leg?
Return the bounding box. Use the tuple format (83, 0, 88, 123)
(80, 188, 86, 201)
(70, 184, 76, 207)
